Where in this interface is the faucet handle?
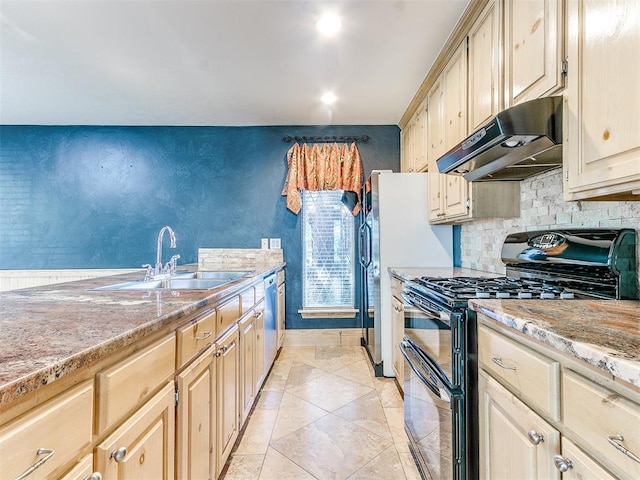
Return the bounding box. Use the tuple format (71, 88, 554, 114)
(166, 254, 180, 275)
(142, 264, 154, 281)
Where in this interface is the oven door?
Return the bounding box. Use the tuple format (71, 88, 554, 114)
(402, 338, 465, 480)
(402, 290, 463, 388)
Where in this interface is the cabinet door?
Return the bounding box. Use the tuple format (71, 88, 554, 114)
(427, 78, 445, 161)
(59, 454, 99, 480)
(216, 324, 240, 476)
(560, 438, 616, 480)
(277, 282, 285, 349)
(479, 371, 560, 480)
(564, 0, 640, 200)
(96, 382, 175, 480)
(176, 345, 215, 480)
(414, 100, 429, 172)
(504, 0, 564, 106)
(391, 296, 404, 387)
(240, 313, 256, 426)
(468, 0, 501, 132)
(441, 40, 470, 221)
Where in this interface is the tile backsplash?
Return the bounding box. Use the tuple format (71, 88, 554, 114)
(460, 169, 640, 274)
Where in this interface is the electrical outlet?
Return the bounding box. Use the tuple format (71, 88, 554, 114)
(261, 238, 269, 249)
(269, 238, 281, 249)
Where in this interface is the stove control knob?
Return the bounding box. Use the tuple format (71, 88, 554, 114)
(496, 292, 510, 299)
(560, 292, 575, 299)
(518, 292, 533, 299)
(476, 291, 491, 299)
(540, 292, 555, 299)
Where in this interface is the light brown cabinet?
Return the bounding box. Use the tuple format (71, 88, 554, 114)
(479, 371, 560, 480)
(59, 454, 100, 480)
(563, 0, 640, 200)
(176, 345, 216, 480)
(477, 314, 633, 479)
(468, 0, 501, 132)
(391, 294, 404, 387)
(401, 99, 428, 173)
(96, 382, 176, 480)
(0, 380, 94, 480)
(503, 0, 564, 107)
(240, 309, 257, 426)
(216, 323, 240, 476)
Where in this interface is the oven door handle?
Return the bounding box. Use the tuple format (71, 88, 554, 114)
(402, 290, 451, 322)
(401, 341, 451, 404)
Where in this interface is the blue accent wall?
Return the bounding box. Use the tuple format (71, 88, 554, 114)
(0, 124, 402, 329)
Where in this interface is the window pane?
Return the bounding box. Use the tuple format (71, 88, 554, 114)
(302, 190, 355, 308)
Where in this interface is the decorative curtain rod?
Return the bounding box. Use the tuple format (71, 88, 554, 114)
(282, 135, 370, 144)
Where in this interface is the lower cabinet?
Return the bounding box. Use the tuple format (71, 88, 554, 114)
(477, 315, 636, 480)
(240, 309, 257, 426)
(95, 382, 176, 480)
(277, 281, 286, 349)
(479, 370, 560, 480)
(391, 294, 404, 387)
(0, 380, 94, 480)
(176, 345, 216, 480)
(216, 323, 240, 476)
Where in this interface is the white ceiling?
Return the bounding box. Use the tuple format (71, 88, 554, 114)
(0, 0, 470, 126)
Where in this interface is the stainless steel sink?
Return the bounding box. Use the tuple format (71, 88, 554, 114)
(93, 270, 251, 291)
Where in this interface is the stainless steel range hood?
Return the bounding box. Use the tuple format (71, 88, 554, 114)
(436, 96, 562, 181)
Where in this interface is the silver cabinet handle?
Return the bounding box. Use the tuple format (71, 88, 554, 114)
(84, 473, 103, 480)
(527, 430, 544, 445)
(492, 356, 516, 371)
(608, 435, 640, 464)
(14, 448, 55, 480)
(553, 455, 573, 472)
(110, 446, 127, 463)
(195, 331, 212, 341)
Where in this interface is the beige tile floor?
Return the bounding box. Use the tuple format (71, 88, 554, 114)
(221, 346, 421, 480)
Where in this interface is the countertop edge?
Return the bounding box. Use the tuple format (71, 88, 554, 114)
(469, 299, 640, 388)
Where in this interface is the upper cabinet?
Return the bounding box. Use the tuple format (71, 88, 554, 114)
(468, 0, 502, 132)
(563, 0, 640, 200)
(400, 99, 428, 173)
(503, 0, 564, 107)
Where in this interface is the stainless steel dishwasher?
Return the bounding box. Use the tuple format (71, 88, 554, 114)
(264, 273, 277, 368)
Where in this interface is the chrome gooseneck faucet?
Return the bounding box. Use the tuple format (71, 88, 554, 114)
(156, 225, 176, 274)
(143, 226, 179, 280)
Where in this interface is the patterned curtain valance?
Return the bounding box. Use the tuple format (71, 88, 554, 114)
(281, 142, 364, 215)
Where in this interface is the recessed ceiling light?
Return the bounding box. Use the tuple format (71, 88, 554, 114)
(317, 13, 342, 36)
(321, 92, 337, 105)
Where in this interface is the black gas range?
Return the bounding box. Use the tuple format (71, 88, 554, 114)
(401, 229, 637, 480)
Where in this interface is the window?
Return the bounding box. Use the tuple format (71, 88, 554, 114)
(301, 190, 355, 313)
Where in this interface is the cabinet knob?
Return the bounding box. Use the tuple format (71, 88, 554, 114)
(84, 473, 103, 480)
(553, 455, 573, 472)
(527, 430, 544, 445)
(110, 446, 128, 463)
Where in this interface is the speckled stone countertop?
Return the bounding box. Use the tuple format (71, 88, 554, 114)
(0, 265, 283, 407)
(470, 299, 640, 388)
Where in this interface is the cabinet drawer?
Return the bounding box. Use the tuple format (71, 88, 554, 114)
(561, 438, 616, 480)
(478, 325, 560, 419)
(176, 307, 216, 368)
(563, 369, 640, 479)
(218, 295, 240, 336)
(0, 380, 93, 480)
(240, 286, 255, 315)
(96, 334, 176, 434)
(59, 453, 95, 480)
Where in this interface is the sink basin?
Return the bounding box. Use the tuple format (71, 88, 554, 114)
(94, 277, 226, 291)
(93, 270, 252, 291)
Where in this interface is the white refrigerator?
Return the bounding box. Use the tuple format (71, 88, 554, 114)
(359, 171, 453, 377)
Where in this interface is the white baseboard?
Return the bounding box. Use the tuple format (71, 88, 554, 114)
(283, 328, 362, 347)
